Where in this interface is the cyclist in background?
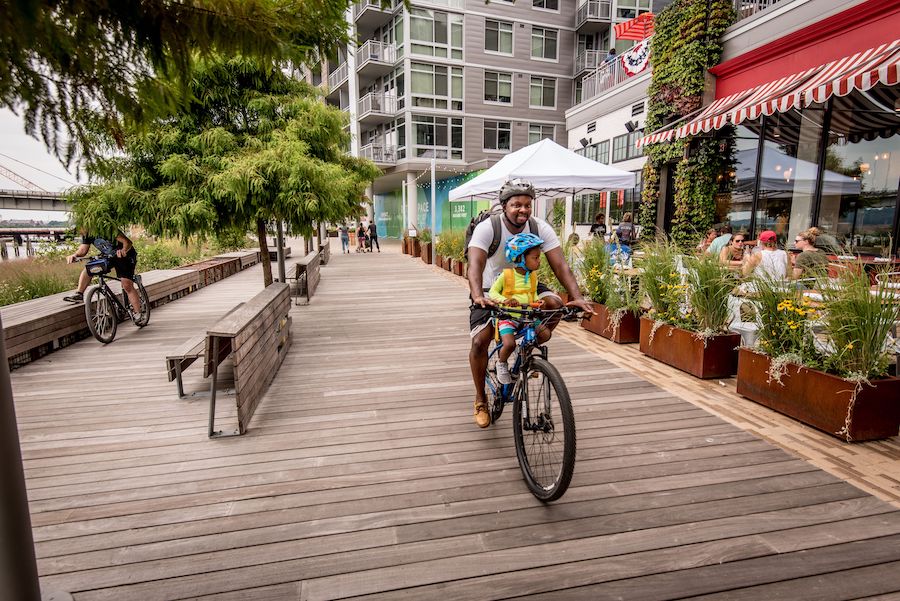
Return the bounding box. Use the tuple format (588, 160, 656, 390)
(64, 230, 141, 316)
(468, 179, 593, 428)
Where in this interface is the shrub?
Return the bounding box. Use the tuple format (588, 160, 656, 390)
(683, 252, 737, 335)
(418, 228, 432, 244)
(578, 237, 610, 304)
(437, 229, 466, 262)
(0, 259, 81, 306)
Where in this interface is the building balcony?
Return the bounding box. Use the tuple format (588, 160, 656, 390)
(356, 40, 397, 87)
(354, 0, 395, 40)
(576, 0, 612, 33)
(733, 0, 787, 22)
(357, 92, 397, 125)
(359, 143, 397, 166)
(575, 49, 604, 77)
(326, 63, 349, 100)
(579, 55, 648, 104)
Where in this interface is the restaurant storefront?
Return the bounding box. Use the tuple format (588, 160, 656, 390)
(638, 1, 900, 256)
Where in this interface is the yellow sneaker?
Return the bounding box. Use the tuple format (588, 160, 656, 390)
(474, 400, 491, 428)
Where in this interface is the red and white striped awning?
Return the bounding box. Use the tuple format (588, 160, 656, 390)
(636, 38, 900, 148)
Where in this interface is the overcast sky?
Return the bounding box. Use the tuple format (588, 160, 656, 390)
(0, 108, 78, 221)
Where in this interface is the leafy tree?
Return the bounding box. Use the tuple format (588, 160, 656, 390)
(1, 0, 356, 164)
(70, 58, 380, 286)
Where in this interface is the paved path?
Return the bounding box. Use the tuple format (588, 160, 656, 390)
(12, 240, 900, 599)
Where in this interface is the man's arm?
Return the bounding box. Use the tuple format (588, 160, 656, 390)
(544, 247, 594, 312)
(67, 243, 91, 264)
(467, 247, 495, 307)
(115, 233, 133, 258)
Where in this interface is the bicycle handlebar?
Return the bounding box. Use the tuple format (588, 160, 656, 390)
(471, 303, 582, 322)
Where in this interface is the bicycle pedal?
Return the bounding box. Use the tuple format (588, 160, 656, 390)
(530, 372, 541, 379)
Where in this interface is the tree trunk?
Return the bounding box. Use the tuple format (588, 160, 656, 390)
(256, 219, 273, 287)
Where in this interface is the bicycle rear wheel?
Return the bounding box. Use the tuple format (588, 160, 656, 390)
(512, 356, 576, 502)
(132, 278, 151, 327)
(84, 285, 118, 343)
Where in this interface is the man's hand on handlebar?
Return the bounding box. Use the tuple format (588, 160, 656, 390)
(67, 254, 79, 264)
(471, 295, 497, 308)
(565, 297, 596, 315)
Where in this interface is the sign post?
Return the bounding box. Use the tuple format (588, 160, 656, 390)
(431, 158, 436, 265)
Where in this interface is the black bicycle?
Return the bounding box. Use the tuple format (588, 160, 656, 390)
(78, 255, 150, 343)
(482, 304, 580, 502)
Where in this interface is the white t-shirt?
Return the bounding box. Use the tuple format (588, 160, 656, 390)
(468, 216, 561, 289)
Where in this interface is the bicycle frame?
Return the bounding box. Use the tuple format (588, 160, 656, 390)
(485, 307, 559, 406)
(92, 272, 132, 318)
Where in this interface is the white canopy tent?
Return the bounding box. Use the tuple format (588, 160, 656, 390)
(448, 138, 636, 201)
(448, 139, 637, 239)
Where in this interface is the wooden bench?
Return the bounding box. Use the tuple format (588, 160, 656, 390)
(289, 250, 321, 305)
(164, 303, 244, 398)
(319, 241, 331, 265)
(213, 249, 261, 270)
(205, 283, 291, 438)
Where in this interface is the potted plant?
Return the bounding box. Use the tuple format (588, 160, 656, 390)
(440, 230, 466, 276)
(638, 237, 741, 378)
(419, 228, 433, 264)
(579, 237, 641, 343)
(736, 271, 900, 441)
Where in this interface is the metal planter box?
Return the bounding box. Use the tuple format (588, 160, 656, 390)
(639, 317, 741, 379)
(736, 348, 900, 442)
(581, 302, 641, 344)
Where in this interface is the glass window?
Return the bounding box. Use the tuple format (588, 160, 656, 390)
(583, 139, 609, 163)
(485, 19, 513, 54)
(528, 124, 554, 145)
(484, 71, 512, 103)
(531, 27, 558, 60)
(484, 121, 511, 150)
(411, 62, 462, 110)
(611, 131, 642, 162)
(413, 115, 463, 159)
(529, 76, 556, 108)
(754, 107, 826, 247)
(574, 194, 600, 224)
(609, 171, 643, 224)
(533, 0, 559, 9)
(411, 9, 463, 60)
(718, 125, 761, 237)
(616, 0, 652, 19)
(816, 93, 900, 255)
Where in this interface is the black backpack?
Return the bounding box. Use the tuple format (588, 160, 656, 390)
(464, 206, 539, 261)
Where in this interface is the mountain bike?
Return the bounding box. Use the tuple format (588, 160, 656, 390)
(482, 304, 580, 502)
(78, 255, 150, 343)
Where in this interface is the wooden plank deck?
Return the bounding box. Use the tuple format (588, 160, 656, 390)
(12, 241, 900, 600)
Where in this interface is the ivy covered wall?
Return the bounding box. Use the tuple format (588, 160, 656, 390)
(638, 0, 737, 246)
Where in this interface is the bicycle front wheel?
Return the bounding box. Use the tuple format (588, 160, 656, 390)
(132, 278, 151, 327)
(513, 356, 576, 502)
(84, 285, 118, 344)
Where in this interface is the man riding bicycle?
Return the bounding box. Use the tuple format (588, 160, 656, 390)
(468, 179, 593, 428)
(64, 230, 142, 318)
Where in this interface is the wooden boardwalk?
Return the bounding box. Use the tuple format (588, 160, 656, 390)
(12, 241, 900, 600)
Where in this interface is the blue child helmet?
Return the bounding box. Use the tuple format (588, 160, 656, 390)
(505, 232, 544, 269)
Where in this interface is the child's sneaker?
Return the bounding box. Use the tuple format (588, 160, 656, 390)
(496, 361, 512, 384)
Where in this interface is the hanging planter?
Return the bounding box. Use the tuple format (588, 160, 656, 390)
(581, 302, 641, 344)
(736, 348, 900, 441)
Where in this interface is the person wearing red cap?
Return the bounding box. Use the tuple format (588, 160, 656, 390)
(743, 230, 788, 279)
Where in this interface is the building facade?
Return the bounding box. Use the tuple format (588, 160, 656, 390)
(637, 0, 900, 256)
(329, 0, 677, 238)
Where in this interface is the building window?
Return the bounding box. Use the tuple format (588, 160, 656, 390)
(410, 9, 463, 60)
(612, 130, 643, 162)
(533, 0, 559, 9)
(529, 76, 556, 108)
(413, 115, 463, 160)
(484, 121, 511, 151)
(411, 62, 463, 111)
(531, 27, 558, 60)
(483, 71, 512, 104)
(584, 140, 609, 163)
(616, 0, 652, 20)
(528, 124, 554, 145)
(485, 19, 513, 55)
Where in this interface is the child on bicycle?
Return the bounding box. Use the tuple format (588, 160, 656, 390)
(488, 232, 544, 384)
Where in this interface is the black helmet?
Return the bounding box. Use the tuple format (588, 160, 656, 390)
(499, 179, 535, 204)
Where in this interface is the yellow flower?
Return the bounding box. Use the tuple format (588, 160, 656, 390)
(846, 343, 854, 350)
(789, 324, 798, 330)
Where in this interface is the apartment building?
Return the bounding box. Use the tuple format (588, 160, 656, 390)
(329, 0, 678, 238)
